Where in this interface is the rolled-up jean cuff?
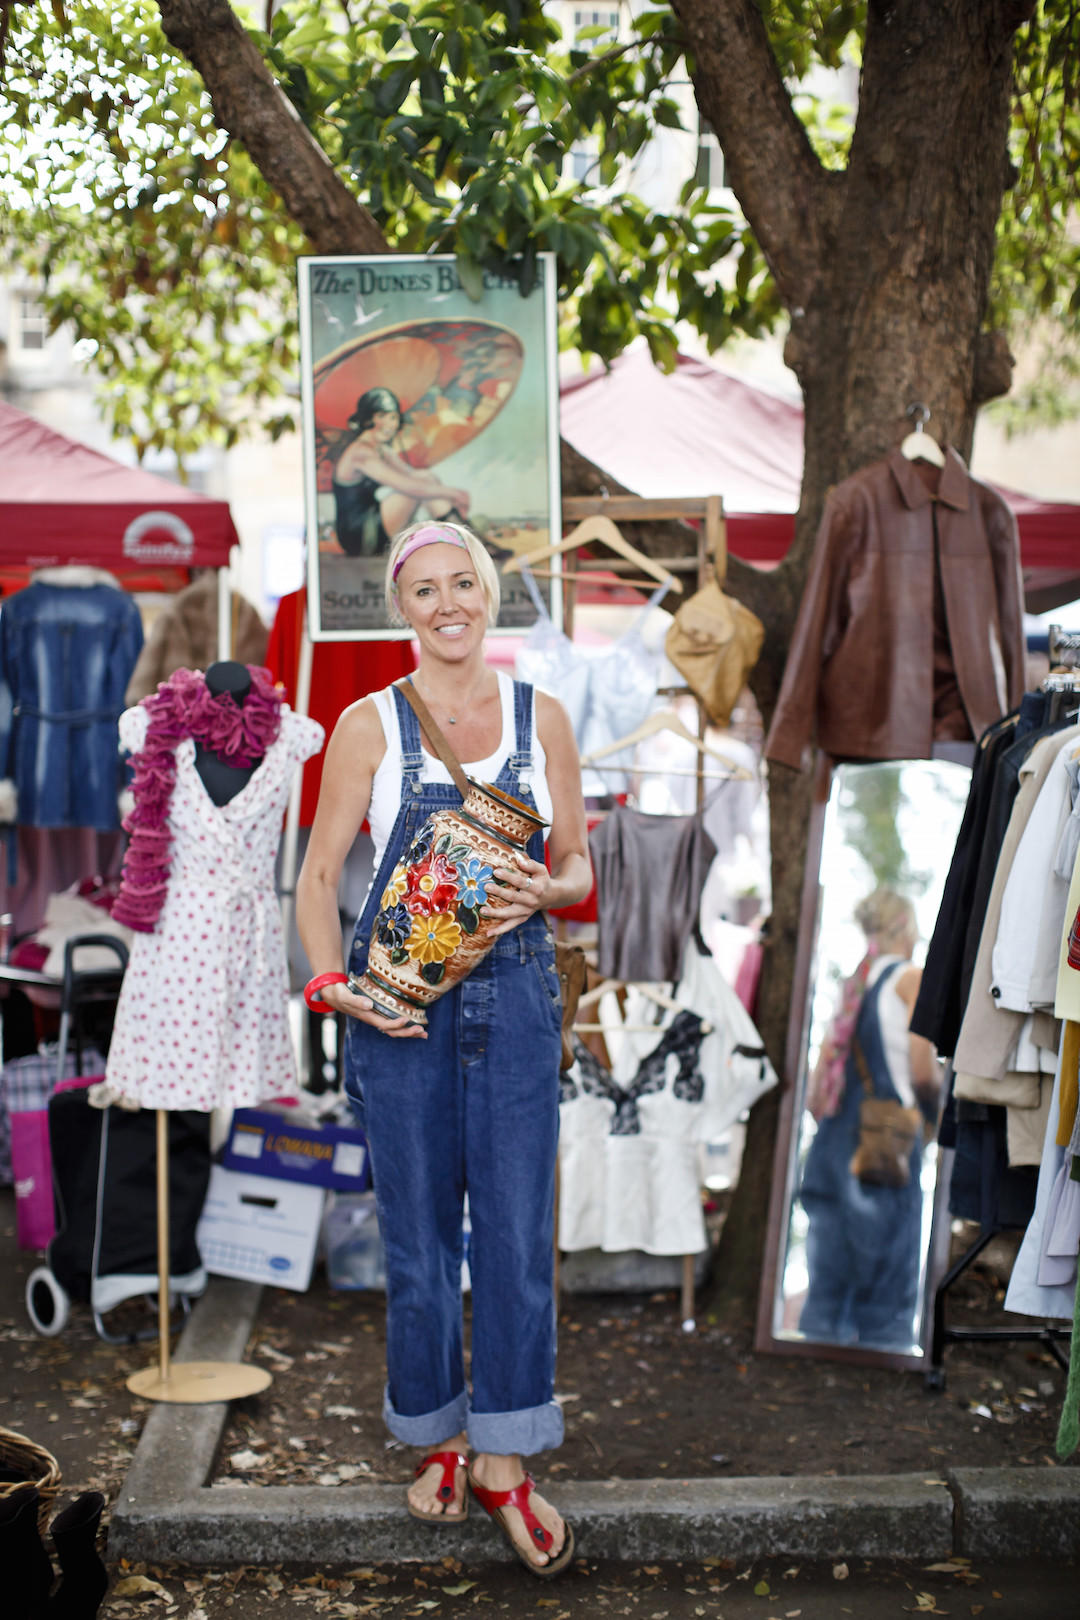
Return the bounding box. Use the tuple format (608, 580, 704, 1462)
(383, 1386, 468, 1447)
(467, 1400, 565, 1457)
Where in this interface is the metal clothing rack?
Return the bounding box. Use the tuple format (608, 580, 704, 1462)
(925, 1222, 1070, 1391)
(925, 672, 1080, 1390)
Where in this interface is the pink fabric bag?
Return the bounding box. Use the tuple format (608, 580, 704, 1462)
(9, 1069, 102, 1251)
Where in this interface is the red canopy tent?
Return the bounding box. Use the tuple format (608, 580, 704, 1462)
(559, 346, 1080, 611)
(0, 400, 238, 589)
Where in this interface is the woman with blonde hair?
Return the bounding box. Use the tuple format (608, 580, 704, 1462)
(297, 519, 590, 1575)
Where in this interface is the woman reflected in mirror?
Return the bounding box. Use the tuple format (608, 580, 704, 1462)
(797, 889, 942, 1350)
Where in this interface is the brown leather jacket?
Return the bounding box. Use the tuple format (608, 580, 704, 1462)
(764, 450, 1026, 769)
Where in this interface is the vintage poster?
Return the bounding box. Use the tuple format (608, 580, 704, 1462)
(298, 252, 560, 639)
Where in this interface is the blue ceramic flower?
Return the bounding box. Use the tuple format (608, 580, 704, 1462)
(456, 855, 494, 909)
(375, 901, 411, 949)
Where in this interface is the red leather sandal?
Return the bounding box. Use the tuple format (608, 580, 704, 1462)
(407, 1450, 469, 1523)
(467, 1469, 575, 1577)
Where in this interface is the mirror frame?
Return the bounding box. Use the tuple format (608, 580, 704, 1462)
(754, 753, 953, 1371)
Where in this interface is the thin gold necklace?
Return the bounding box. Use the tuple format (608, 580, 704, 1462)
(414, 673, 490, 726)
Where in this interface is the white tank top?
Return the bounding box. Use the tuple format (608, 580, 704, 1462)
(367, 671, 553, 877)
(866, 955, 916, 1107)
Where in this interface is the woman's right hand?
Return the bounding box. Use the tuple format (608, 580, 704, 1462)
(319, 978, 428, 1038)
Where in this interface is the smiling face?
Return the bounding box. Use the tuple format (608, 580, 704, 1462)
(394, 542, 488, 661)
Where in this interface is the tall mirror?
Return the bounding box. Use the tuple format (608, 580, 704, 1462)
(758, 759, 971, 1365)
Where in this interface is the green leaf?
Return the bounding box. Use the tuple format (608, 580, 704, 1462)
(455, 250, 484, 302)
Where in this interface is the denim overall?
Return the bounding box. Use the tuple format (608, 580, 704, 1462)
(343, 680, 565, 1456)
(797, 963, 927, 1349)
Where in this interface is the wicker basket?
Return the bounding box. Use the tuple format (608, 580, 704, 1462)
(0, 1426, 61, 1537)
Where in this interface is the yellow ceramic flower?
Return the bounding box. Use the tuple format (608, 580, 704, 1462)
(406, 911, 462, 965)
(380, 863, 408, 909)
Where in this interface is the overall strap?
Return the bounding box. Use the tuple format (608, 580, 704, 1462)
(390, 682, 427, 795)
(508, 679, 535, 788)
(851, 963, 902, 1100)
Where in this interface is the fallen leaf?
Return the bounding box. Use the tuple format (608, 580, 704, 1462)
(907, 1595, 947, 1615)
(832, 1563, 849, 1581)
(754, 1581, 771, 1596)
(227, 1450, 263, 1470)
(111, 1577, 170, 1600)
(440, 1582, 475, 1595)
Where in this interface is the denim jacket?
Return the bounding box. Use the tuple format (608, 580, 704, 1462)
(0, 569, 144, 829)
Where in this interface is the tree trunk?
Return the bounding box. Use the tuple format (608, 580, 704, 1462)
(678, 0, 1033, 1321)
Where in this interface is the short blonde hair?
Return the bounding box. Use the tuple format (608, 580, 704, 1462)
(384, 520, 501, 628)
(855, 888, 916, 950)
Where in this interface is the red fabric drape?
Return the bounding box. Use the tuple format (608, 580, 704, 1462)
(265, 590, 414, 826)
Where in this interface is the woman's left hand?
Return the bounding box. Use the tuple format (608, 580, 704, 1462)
(482, 851, 550, 934)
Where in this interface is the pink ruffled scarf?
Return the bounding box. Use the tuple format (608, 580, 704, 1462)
(112, 666, 284, 933)
(806, 942, 880, 1121)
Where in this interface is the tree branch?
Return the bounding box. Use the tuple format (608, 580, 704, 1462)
(668, 0, 833, 311)
(156, 0, 388, 256)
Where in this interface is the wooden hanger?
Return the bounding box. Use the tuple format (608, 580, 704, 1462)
(502, 514, 683, 594)
(899, 402, 945, 468)
(579, 708, 753, 778)
(574, 977, 713, 1035)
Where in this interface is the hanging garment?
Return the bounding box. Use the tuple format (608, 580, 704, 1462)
(264, 586, 414, 826)
(557, 938, 776, 1256)
(589, 802, 717, 982)
(0, 568, 144, 829)
(103, 703, 323, 1110)
(514, 563, 667, 797)
(765, 449, 1026, 769)
(952, 727, 1080, 1104)
(1004, 1050, 1077, 1320)
(912, 693, 1066, 1055)
(124, 573, 268, 705)
(991, 732, 1080, 1015)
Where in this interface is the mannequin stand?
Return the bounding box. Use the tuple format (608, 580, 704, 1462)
(127, 662, 277, 1403)
(126, 1112, 272, 1403)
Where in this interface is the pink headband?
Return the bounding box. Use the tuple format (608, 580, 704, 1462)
(391, 525, 469, 582)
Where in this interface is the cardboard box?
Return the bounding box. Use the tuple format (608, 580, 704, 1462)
(196, 1165, 325, 1291)
(222, 1107, 370, 1192)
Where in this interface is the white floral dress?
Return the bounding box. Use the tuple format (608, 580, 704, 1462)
(103, 704, 324, 1111)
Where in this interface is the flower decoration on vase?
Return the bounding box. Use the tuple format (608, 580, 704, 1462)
(356, 782, 546, 1022)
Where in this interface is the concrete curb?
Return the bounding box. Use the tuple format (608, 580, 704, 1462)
(107, 1275, 1080, 1567)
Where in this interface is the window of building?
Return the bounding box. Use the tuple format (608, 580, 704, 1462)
(695, 118, 727, 192)
(572, 8, 620, 46)
(569, 143, 598, 182)
(16, 294, 49, 353)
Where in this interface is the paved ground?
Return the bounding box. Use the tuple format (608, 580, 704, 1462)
(102, 1554, 1075, 1619)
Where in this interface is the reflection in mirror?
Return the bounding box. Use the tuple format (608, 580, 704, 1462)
(771, 760, 970, 1360)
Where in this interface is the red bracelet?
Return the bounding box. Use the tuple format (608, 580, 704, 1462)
(304, 972, 349, 1013)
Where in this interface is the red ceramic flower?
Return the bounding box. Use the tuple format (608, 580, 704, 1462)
(404, 851, 460, 916)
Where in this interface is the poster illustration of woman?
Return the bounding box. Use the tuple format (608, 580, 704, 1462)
(299, 255, 560, 638)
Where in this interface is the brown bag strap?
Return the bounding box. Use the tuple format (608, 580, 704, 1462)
(851, 1036, 875, 1098)
(394, 678, 471, 798)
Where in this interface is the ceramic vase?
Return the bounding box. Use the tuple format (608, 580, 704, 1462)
(350, 779, 548, 1025)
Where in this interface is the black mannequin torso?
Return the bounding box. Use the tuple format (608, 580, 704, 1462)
(194, 661, 263, 806)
